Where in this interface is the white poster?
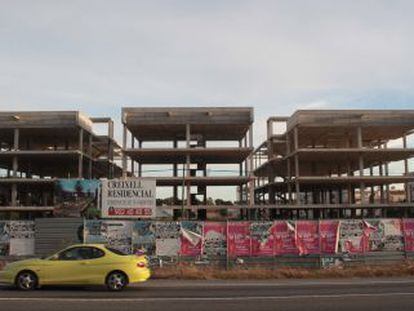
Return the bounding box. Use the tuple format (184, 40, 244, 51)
(101, 178, 156, 218)
(102, 221, 133, 254)
(155, 239, 180, 256)
(9, 238, 35, 256)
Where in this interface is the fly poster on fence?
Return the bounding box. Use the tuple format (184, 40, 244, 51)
(155, 222, 180, 257)
(274, 221, 299, 255)
(203, 222, 227, 257)
(180, 221, 203, 256)
(339, 220, 365, 253)
(101, 178, 156, 218)
(403, 219, 414, 252)
(0, 222, 10, 256)
(296, 221, 319, 255)
(133, 221, 156, 255)
(365, 219, 403, 252)
(228, 222, 251, 257)
(102, 221, 133, 254)
(8, 221, 35, 256)
(251, 222, 275, 256)
(319, 220, 340, 254)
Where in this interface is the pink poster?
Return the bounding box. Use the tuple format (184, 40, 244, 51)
(296, 221, 320, 255)
(274, 221, 299, 255)
(251, 222, 275, 256)
(319, 220, 340, 254)
(227, 222, 251, 257)
(403, 219, 414, 252)
(180, 237, 201, 256)
(180, 222, 202, 256)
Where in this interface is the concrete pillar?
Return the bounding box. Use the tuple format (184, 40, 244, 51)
(13, 128, 19, 150)
(122, 125, 128, 178)
(11, 128, 18, 206)
(384, 143, 390, 203)
(78, 128, 84, 178)
(248, 125, 254, 207)
(239, 139, 244, 203)
(286, 131, 292, 203)
(108, 120, 114, 178)
(379, 162, 385, 203)
(136, 141, 142, 177)
(131, 135, 135, 176)
(293, 126, 299, 151)
(403, 134, 411, 202)
(266, 119, 273, 156)
(186, 124, 191, 207)
(88, 133, 93, 179)
(357, 126, 363, 149)
(357, 127, 365, 204)
(249, 124, 254, 151)
(369, 166, 374, 203)
(173, 140, 178, 204)
(11, 183, 17, 206)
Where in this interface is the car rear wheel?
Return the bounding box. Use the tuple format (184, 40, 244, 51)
(16, 271, 38, 291)
(106, 271, 128, 291)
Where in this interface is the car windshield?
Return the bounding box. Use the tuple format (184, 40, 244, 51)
(105, 246, 129, 256)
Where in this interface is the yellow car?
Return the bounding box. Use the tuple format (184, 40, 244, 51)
(0, 244, 150, 291)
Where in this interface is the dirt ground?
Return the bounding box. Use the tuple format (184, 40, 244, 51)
(152, 262, 414, 280)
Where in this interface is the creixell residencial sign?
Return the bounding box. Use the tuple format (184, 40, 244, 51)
(101, 178, 156, 218)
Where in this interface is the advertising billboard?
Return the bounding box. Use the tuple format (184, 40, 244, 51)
(54, 179, 100, 217)
(101, 178, 156, 218)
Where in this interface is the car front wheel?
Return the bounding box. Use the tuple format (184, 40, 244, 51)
(16, 271, 38, 291)
(106, 271, 128, 291)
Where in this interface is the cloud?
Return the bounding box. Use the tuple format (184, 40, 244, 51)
(1, 1, 414, 122)
(0, 1, 413, 199)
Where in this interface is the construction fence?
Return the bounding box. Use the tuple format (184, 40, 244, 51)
(2, 219, 414, 268)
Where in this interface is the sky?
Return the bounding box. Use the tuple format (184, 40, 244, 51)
(0, 0, 413, 199)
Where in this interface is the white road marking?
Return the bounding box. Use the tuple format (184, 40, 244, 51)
(0, 292, 414, 302)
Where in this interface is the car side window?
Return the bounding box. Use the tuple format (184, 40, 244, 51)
(58, 247, 105, 261)
(58, 247, 83, 261)
(88, 247, 105, 259)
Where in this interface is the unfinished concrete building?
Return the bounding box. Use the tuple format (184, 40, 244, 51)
(122, 107, 254, 219)
(0, 111, 122, 219)
(253, 110, 414, 219)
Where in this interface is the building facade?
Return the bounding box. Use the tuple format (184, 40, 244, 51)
(253, 110, 414, 219)
(0, 111, 122, 219)
(121, 107, 254, 219)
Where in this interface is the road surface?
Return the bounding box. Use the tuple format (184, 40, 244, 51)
(1, 278, 414, 310)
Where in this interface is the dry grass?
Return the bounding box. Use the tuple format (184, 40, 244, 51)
(152, 262, 414, 280)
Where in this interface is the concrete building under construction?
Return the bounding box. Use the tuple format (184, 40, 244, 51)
(121, 107, 254, 219)
(0, 111, 122, 219)
(1, 108, 413, 221)
(253, 110, 414, 219)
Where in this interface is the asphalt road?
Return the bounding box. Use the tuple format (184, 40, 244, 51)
(1, 278, 414, 311)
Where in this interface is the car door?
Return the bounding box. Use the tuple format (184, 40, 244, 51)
(41, 247, 90, 284)
(72, 247, 107, 284)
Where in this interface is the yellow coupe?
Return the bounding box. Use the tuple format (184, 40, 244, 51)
(0, 244, 150, 291)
